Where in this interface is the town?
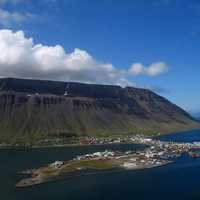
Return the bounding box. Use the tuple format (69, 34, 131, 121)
(15, 135, 200, 188)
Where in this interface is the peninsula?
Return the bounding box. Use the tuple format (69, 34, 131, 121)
(16, 135, 199, 188)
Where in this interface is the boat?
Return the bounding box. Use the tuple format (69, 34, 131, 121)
(189, 151, 200, 158)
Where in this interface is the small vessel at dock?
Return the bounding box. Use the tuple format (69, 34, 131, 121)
(191, 153, 200, 158)
(189, 151, 200, 158)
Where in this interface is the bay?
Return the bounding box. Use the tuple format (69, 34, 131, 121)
(1, 129, 200, 200)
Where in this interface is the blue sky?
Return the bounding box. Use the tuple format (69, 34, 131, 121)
(0, 0, 199, 113)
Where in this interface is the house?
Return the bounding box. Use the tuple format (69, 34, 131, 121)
(64, 91, 68, 96)
(50, 161, 64, 168)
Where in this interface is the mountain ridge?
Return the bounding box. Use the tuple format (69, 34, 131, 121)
(0, 77, 199, 143)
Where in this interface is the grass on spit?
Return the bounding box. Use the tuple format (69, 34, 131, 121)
(38, 159, 115, 179)
(40, 167, 60, 176)
(71, 159, 114, 169)
(60, 159, 114, 174)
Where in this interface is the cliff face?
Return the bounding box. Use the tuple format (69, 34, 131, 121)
(0, 78, 199, 143)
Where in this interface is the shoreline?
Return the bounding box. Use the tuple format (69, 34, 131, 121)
(15, 160, 174, 189)
(0, 142, 142, 150)
(1, 128, 200, 150)
(15, 160, 173, 188)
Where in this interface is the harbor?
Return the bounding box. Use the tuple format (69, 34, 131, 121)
(15, 134, 200, 188)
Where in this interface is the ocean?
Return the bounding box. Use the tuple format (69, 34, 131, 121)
(1, 129, 200, 200)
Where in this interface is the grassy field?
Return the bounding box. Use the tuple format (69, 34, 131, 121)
(39, 159, 115, 179)
(68, 159, 114, 170)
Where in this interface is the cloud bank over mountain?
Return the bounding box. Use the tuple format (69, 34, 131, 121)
(0, 29, 168, 86)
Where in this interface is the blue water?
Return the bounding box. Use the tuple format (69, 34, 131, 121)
(1, 130, 200, 200)
(158, 129, 200, 143)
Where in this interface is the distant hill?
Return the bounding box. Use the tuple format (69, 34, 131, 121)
(0, 78, 199, 144)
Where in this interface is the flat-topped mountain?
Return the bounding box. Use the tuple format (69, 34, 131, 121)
(0, 78, 199, 143)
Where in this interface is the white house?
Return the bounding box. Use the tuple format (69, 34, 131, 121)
(50, 161, 64, 168)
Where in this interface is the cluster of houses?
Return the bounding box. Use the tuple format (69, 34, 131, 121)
(73, 136, 200, 170)
(49, 161, 65, 169)
(75, 150, 116, 160)
(119, 139, 193, 169)
(79, 137, 124, 145)
(46, 135, 200, 173)
(79, 134, 149, 145)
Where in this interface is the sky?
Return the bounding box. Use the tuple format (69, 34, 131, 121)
(0, 0, 199, 113)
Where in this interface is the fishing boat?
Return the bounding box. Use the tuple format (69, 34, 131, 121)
(189, 151, 200, 158)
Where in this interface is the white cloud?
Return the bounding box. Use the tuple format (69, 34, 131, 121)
(0, 9, 33, 27)
(129, 63, 144, 75)
(0, 29, 168, 86)
(129, 62, 168, 76)
(147, 62, 168, 76)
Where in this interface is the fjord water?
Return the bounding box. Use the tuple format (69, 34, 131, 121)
(1, 130, 200, 200)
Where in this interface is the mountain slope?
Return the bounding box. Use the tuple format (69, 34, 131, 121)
(0, 78, 199, 143)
